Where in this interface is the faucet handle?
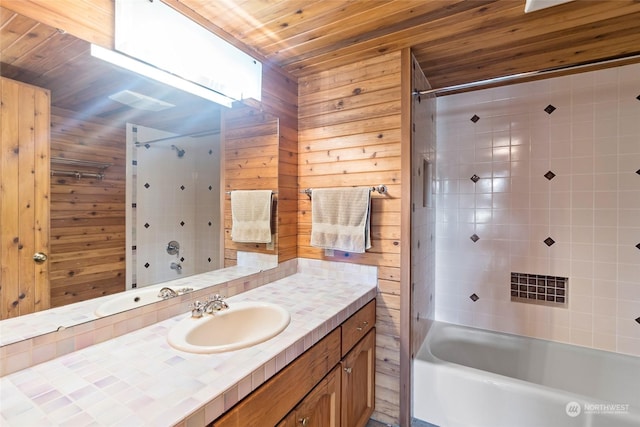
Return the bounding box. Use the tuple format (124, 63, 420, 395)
(189, 300, 205, 318)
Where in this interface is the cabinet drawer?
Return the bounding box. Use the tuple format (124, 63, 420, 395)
(341, 299, 375, 357)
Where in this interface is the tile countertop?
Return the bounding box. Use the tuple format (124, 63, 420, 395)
(0, 272, 377, 426)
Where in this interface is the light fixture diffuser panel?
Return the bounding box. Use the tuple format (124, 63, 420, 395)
(525, 0, 575, 13)
(108, 90, 175, 111)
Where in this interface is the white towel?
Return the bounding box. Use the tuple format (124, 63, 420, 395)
(310, 187, 371, 253)
(231, 190, 273, 243)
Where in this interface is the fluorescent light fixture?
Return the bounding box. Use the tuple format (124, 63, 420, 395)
(108, 90, 175, 111)
(525, 0, 575, 13)
(114, 0, 261, 103)
(90, 44, 234, 108)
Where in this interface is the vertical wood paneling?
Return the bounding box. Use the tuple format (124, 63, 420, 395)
(1, 78, 23, 319)
(49, 108, 125, 307)
(33, 86, 51, 312)
(17, 83, 37, 314)
(0, 77, 50, 319)
(298, 51, 403, 424)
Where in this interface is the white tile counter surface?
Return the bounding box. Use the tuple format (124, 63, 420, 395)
(0, 270, 377, 426)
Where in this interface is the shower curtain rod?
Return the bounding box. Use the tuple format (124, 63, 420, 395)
(412, 54, 640, 96)
(135, 129, 220, 146)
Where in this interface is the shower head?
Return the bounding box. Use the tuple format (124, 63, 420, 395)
(171, 145, 185, 158)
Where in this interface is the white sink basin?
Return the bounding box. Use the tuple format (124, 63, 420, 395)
(167, 301, 290, 354)
(94, 286, 199, 317)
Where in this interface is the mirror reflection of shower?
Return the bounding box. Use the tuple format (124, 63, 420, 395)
(125, 124, 221, 290)
(171, 144, 186, 158)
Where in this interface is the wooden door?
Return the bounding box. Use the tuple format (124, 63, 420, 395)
(278, 365, 341, 427)
(0, 77, 50, 319)
(341, 329, 375, 427)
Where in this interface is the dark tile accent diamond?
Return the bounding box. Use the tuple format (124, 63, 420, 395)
(144, 262, 150, 268)
(144, 223, 150, 229)
(470, 114, 480, 123)
(636, 317, 640, 324)
(636, 94, 640, 101)
(544, 171, 556, 180)
(470, 293, 479, 302)
(132, 160, 137, 165)
(144, 183, 150, 189)
(636, 169, 640, 176)
(207, 257, 212, 263)
(544, 104, 556, 114)
(470, 174, 480, 183)
(209, 149, 213, 155)
(180, 185, 185, 190)
(636, 243, 640, 250)
(544, 237, 555, 247)
(180, 257, 184, 262)
(470, 234, 480, 242)
(132, 283, 137, 288)
(132, 203, 137, 208)
(132, 245, 137, 250)
(208, 221, 212, 226)
(180, 221, 185, 227)
(208, 185, 213, 191)
(144, 143, 150, 149)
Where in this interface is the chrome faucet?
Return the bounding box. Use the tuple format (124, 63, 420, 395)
(158, 287, 178, 299)
(189, 294, 228, 318)
(170, 262, 182, 272)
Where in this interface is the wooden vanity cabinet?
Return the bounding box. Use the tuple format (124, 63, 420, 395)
(210, 299, 376, 427)
(277, 365, 341, 427)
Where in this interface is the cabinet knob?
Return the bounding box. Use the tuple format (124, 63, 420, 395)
(299, 417, 309, 426)
(343, 366, 352, 374)
(356, 321, 368, 331)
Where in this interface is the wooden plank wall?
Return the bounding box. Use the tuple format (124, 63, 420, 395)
(49, 107, 126, 307)
(0, 77, 51, 319)
(223, 104, 279, 266)
(298, 51, 403, 425)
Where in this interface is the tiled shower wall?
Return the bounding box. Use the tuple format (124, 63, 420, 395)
(435, 63, 640, 356)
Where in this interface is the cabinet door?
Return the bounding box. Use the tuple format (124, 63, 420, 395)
(341, 328, 375, 427)
(278, 365, 341, 427)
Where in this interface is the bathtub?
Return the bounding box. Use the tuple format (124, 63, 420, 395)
(413, 322, 640, 427)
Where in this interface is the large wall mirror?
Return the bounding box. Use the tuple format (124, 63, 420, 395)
(0, 7, 279, 332)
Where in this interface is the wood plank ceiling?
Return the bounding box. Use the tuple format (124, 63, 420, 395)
(2, 1, 640, 114)
(178, 0, 640, 90)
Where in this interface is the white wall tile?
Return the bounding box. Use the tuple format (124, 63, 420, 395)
(435, 62, 640, 357)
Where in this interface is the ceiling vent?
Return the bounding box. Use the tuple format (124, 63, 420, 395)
(108, 90, 175, 111)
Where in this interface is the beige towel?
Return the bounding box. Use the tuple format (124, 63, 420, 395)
(310, 187, 371, 253)
(231, 190, 273, 243)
